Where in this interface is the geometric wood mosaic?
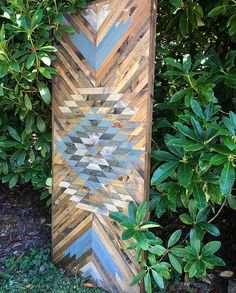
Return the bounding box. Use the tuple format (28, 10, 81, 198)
(52, 0, 157, 292)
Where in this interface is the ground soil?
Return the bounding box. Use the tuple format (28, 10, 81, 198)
(0, 183, 50, 259)
(216, 207, 236, 272)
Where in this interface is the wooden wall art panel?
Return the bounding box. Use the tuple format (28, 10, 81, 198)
(52, 0, 157, 292)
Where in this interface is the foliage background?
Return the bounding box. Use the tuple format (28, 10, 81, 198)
(0, 0, 86, 204)
(0, 0, 236, 292)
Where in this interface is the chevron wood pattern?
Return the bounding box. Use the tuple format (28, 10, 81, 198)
(52, 0, 157, 292)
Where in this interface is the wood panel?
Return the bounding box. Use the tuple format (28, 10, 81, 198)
(52, 0, 157, 292)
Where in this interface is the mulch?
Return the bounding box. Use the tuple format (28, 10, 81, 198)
(0, 184, 50, 259)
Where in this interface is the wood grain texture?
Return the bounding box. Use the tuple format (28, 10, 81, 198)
(52, 0, 157, 292)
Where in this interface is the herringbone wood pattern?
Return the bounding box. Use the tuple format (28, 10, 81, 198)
(52, 0, 157, 292)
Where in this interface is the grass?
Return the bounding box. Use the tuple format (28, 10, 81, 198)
(0, 248, 105, 293)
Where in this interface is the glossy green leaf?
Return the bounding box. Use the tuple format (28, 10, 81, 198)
(0, 63, 8, 78)
(40, 190, 49, 200)
(25, 114, 34, 135)
(212, 144, 234, 155)
(208, 5, 228, 17)
(0, 83, 3, 96)
(37, 82, 51, 104)
(134, 231, 149, 249)
(17, 150, 26, 166)
(199, 222, 220, 236)
(140, 221, 161, 229)
(144, 272, 152, 293)
(202, 241, 221, 255)
(152, 270, 164, 289)
(128, 201, 136, 223)
(130, 270, 146, 286)
(29, 148, 35, 162)
(169, 254, 182, 273)
(168, 138, 204, 151)
(9, 174, 19, 188)
(155, 196, 167, 218)
(24, 94, 32, 110)
(26, 52, 35, 69)
(164, 57, 182, 70)
(2, 173, 13, 183)
(223, 137, 235, 151)
(180, 213, 193, 225)
(191, 100, 204, 119)
(31, 7, 43, 27)
(210, 154, 227, 165)
(9, 61, 20, 72)
(38, 67, 52, 79)
(39, 45, 57, 52)
(174, 122, 199, 141)
(192, 2, 203, 17)
(8, 127, 21, 142)
(120, 221, 134, 229)
(135, 201, 147, 225)
(177, 163, 193, 187)
(204, 103, 214, 119)
(190, 229, 200, 254)
(183, 54, 191, 73)
(40, 55, 51, 66)
(191, 117, 203, 140)
(0, 140, 20, 148)
(121, 229, 135, 240)
(170, 247, 185, 257)
(196, 259, 206, 276)
(168, 229, 182, 248)
(37, 116, 46, 133)
(164, 134, 184, 157)
(151, 161, 179, 185)
(152, 150, 179, 161)
(188, 199, 197, 219)
(189, 263, 197, 278)
(204, 255, 225, 266)
(170, 89, 187, 103)
(148, 245, 166, 256)
(223, 117, 235, 135)
(192, 182, 206, 209)
(229, 111, 236, 128)
(228, 196, 236, 210)
(109, 211, 130, 223)
(220, 161, 235, 195)
(179, 11, 189, 36)
(62, 26, 76, 33)
(169, 0, 183, 8)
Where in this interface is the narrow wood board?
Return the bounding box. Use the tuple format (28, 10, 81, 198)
(52, 0, 157, 291)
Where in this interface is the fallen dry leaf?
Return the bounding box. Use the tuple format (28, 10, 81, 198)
(220, 270, 234, 278)
(82, 282, 97, 288)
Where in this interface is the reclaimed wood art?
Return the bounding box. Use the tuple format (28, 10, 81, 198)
(52, 0, 157, 292)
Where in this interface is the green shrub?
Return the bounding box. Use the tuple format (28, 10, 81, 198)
(0, 0, 86, 203)
(110, 0, 236, 292)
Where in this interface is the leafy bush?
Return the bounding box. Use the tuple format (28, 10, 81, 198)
(0, 0, 86, 203)
(110, 0, 236, 292)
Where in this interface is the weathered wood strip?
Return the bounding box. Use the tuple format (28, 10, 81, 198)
(52, 0, 157, 291)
